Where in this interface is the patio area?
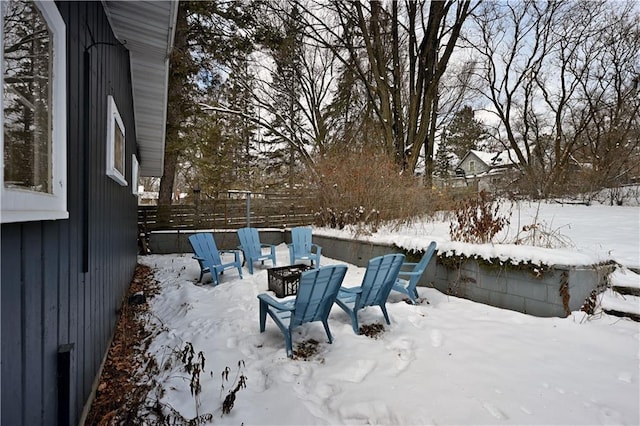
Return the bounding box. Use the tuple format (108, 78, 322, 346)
(133, 243, 639, 425)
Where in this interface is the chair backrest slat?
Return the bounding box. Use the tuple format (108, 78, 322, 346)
(292, 265, 348, 327)
(408, 241, 437, 286)
(291, 227, 312, 255)
(189, 233, 222, 266)
(357, 253, 404, 310)
(238, 227, 261, 258)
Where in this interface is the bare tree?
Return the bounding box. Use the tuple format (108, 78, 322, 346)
(469, 0, 639, 197)
(298, 0, 478, 180)
(467, 0, 559, 196)
(569, 2, 640, 196)
(204, 2, 340, 188)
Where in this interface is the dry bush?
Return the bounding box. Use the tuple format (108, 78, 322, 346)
(310, 150, 441, 233)
(514, 222, 573, 248)
(449, 190, 511, 244)
(512, 202, 574, 248)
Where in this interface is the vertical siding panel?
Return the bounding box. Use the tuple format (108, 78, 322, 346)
(92, 1, 103, 387)
(71, 3, 85, 413)
(1, 225, 24, 426)
(90, 4, 98, 379)
(76, 2, 89, 409)
(108, 53, 116, 346)
(57, 219, 76, 422)
(99, 12, 108, 367)
(22, 223, 44, 424)
(57, 0, 73, 349)
(58, 220, 70, 341)
(42, 223, 60, 422)
(57, 4, 81, 419)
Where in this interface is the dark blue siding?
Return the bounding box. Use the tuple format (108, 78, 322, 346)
(1, 2, 140, 424)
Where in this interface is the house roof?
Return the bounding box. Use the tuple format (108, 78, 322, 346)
(490, 148, 523, 168)
(458, 149, 525, 171)
(468, 150, 497, 166)
(103, 1, 178, 177)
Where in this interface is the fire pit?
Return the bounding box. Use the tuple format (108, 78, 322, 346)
(267, 264, 313, 298)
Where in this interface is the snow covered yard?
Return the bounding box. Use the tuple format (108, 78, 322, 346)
(134, 201, 639, 424)
(139, 257, 639, 424)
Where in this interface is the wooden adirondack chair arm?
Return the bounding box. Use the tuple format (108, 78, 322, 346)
(192, 255, 205, 261)
(257, 293, 295, 311)
(220, 249, 241, 259)
(339, 286, 363, 294)
(398, 270, 422, 277)
(402, 262, 418, 267)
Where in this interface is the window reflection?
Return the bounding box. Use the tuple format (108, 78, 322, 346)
(3, 0, 52, 193)
(114, 122, 124, 176)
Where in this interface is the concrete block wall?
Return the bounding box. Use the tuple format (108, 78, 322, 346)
(147, 230, 610, 318)
(147, 229, 286, 254)
(431, 260, 613, 317)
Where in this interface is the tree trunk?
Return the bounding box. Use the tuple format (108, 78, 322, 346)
(158, 2, 189, 206)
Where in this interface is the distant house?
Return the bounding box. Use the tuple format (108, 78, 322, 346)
(1, 1, 177, 424)
(452, 149, 524, 193)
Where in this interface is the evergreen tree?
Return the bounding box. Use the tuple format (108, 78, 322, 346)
(434, 139, 453, 179)
(260, 5, 306, 190)
(444, 106, 488, 159)
(159, 0, 257, 205)
(220, 59, 259, 190)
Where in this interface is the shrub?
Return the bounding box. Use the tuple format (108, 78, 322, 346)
(309, 150, 443, 233)
(449, 190, 510, 243)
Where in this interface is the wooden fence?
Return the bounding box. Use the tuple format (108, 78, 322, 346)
(138, 193, 316, 231)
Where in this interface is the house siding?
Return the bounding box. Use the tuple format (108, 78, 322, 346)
(458, 152, 491, 176)
(1, 2, 139, 425)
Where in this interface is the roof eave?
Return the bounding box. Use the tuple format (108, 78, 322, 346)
(102, 1, 178, 177)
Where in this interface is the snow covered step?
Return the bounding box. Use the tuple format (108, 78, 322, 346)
(600, 290, 640, 322)
(613, 286, 640, 297)
(610, 267, 640, 289)
(597, 268, 640, 321)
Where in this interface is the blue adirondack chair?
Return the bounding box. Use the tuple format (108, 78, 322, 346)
(391, 241, 437, 304)
(237, 227, 277, 274)
(335, 253, 405, 334)
(288, 227, 322, 268)
(258, 264, 348, 358)
(188, 233, 243, 285)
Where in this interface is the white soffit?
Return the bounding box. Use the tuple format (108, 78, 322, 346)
(102, 0, 178, 177)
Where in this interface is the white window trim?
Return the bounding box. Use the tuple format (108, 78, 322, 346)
(106, 95, 127, 186)
(131, 154, 139, 195)
(1, 0, 68, 223)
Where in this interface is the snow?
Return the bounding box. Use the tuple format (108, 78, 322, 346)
(315, 200, 640, 269)
(137, 201, 639, 425)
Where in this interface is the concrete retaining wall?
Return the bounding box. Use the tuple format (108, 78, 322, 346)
(147, 230, 610, 318)
(147, 229, 286, 254)
(430, 259, 611, 318)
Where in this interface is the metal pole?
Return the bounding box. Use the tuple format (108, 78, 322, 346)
(246, 191, 251, 227)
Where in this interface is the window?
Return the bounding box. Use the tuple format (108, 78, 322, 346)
(106, 95, 127, 186)
(131, 154, 139, 195)
(469, 160, 476, 173)
(1, 0, 67, 223)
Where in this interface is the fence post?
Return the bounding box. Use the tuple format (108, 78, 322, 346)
(246, 191, 251, 227)
(193, 184, 201, 228)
